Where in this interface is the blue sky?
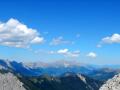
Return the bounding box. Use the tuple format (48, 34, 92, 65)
(0, 0, 120, 64)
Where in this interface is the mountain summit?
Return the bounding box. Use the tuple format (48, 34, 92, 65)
(100, 73, 120, 90)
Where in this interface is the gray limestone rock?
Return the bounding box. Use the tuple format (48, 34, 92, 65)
(100, 74, 120, 90)
(0, 73, 26, 90)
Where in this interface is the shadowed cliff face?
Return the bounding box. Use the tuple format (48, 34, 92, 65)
(0, 72, 26, 90)
(100, 74, 120, 90)
(19, 73, 103, 90)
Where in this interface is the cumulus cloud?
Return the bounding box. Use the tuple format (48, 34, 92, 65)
(57, 49, 68, 54)
(57, 49, 80, 58)
(98, 33, 120, 47)
(50, 36, 72, 46)
(102, 34, 120, 44)
(87, 52, 97, 58)
(0, 18, 44, 48)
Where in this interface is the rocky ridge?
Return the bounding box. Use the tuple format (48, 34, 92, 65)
(0, 72, 26, 90)
(100, 74, 120, 90)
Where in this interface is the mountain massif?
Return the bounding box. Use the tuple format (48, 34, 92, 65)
(24, 73, 103, 90)
(0, 71, 102, 90)
(0, 59, 120, 90)
(0, 59, 119, 81)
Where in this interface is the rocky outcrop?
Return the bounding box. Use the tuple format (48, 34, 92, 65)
(100, 74, 120, 90)
(0, 72, 26, 90)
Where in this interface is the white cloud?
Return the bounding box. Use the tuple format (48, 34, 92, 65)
(98, 33, 120, 47)
(50, 36, 72, 45)
(87, 52, 97, 58)
(57, 49, 68, 54)
(57, 49, 80, 58)
(31, 37, 44, 44)
(0, 18, 44, 48)
(33, 49, 80, 58)
(102, 34, 120, 44)
(67, 50, 80, 57)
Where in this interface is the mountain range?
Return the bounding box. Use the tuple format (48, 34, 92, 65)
(0, 70, 103, 90)
(0, 59, 120, 90)
(0, 59, 119, 81)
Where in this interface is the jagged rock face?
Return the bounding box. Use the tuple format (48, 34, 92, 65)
(100, 74, 120, 90)
(0, 73, 26, 90)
